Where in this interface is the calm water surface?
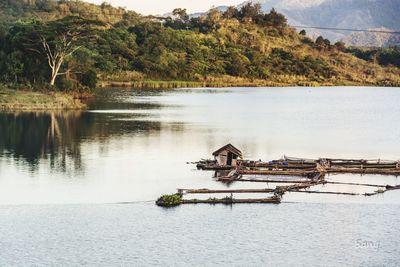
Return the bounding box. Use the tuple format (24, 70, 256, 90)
(0, 87, 399, 266)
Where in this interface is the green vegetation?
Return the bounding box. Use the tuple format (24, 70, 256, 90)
(0, 88, 86, 111)
(156, 194, 183, 207)
(0, 0, 399, 100)
(207, 195, 233, 203)
(0, 15, 102, 91)
(375, 188, 386, 194)
(348, 47, 400, 68)
(0, 88, 85, 110)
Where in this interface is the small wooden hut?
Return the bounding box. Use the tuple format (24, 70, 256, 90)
(213, 144, 242, 167)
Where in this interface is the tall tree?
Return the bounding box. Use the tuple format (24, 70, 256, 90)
(223, 6, 239, 19)
(172, 8, 189, 22)
(21, 16, 102, 86)
(239, 3, 262, 21)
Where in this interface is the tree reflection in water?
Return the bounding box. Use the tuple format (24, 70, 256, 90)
(0, 112, 84, 174)
(0, 111, 165, 175)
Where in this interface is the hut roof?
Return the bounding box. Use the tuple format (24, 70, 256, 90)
(212, 144, 242, 157)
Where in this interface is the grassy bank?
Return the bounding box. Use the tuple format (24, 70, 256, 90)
(1, 76, 398, 112)
(0, 89, 86, 111)
(98, 76, 342, 89)
(98, 80, 288, 89)
(97, 72, 400, 89)
(97, 79, 379, 89)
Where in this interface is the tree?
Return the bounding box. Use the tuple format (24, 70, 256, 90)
(205, 8, 223, 31)
(334, 41, 346, 52)
(319, 37, 332, 50)
(5, 51, 24, 83)
(239, 3, 262, 21)
(80, 69, 97, 89)
(263, 8, 287, 28)
(165, 8, 190, 30)
(223, 6, 239, 19)
(315, 36, 325, 45)
(2, 20, 46, 85)
(24, 16, 102, 86)
(226, 50, 251, 76)
(172, 8, 189, 22)
(35, 0, 57, 12)
(315, 36, 331, 50)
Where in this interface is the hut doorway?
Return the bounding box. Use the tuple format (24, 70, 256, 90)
(227, 152, 234, 166)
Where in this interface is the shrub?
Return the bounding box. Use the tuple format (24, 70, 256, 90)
(56, 78, 75, 91)
(80, 69, 98, 89)
(156, 194, 182, 207)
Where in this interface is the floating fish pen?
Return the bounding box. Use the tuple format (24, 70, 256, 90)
(156, 144, 400, 207)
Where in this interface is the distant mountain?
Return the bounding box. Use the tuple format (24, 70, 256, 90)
(243, 0, 325, 10)
(244, 0, 400, 46)
(343, 28, 400, 47)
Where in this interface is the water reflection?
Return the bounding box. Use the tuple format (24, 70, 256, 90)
(0, 112, 83, 172)
(0, 109, 170, 174)
(1, 87, 400, 205)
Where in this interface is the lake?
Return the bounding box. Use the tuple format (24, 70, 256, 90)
(0, 87, 399, 266)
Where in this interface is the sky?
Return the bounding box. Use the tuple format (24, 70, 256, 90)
(85, 0, 245, 15)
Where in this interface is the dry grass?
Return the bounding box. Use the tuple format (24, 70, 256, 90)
(0, 88, 86, 111)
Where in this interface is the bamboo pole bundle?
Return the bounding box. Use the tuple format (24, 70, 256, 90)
(178, 188, 276, 194)
(182, 197, 281, 204)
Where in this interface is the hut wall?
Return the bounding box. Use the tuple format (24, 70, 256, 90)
(216, 150, 228, 166)
(232, 159, 237, 167)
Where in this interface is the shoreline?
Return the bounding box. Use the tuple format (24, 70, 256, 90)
(97, 79, 399, 89)
(98, 80, 334, 89)
(0, 89, 87, 111)
(2, 80, 399, 112)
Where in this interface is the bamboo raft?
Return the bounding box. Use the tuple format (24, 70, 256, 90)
(157, 153, 400, 207)
(182, 196, 281, 205)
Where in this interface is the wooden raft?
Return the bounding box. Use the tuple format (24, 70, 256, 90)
(157, 156, 400, 207)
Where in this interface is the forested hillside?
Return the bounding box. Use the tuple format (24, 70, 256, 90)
(0, 0, 140, 24)
(0, 0, 399, 91)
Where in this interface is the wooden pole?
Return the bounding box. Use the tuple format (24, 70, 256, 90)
(290, 190, 360, 196)
(324, 181, 387, 187)
(232, 179, 313, 183)
(182, 197, 281, 204)
(239, 169, 317, 176)
(178, 188, 276, 194)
